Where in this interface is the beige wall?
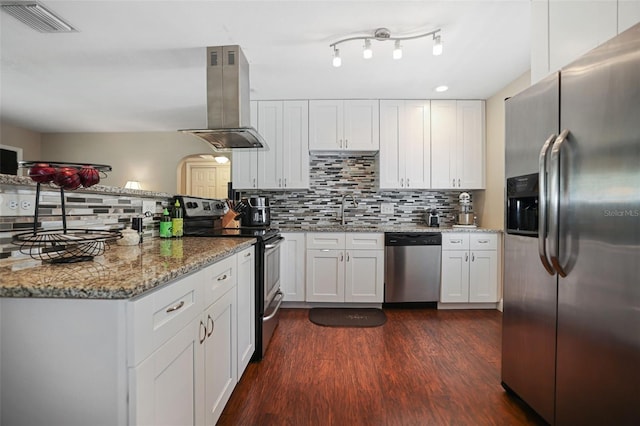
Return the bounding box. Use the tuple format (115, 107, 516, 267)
(476, 71, 531, 229)
(0, 120, 42, 164)
(41, 132, 223, 193)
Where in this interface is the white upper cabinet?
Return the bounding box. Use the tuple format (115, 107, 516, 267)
(235, 100, 309, 190)
(281, 101, 310, 189)
(309, 100, 379, 152)
(258, 100, 309, 190)
(531, 0, 640, 84)
(231, 101, 259, 189)
(379, 100, 431, 189)
(431, 100, 485, 190)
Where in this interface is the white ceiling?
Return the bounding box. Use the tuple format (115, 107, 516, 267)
(0, 0, 531, 133)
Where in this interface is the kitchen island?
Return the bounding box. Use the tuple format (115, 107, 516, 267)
(0, 236, 256, 426)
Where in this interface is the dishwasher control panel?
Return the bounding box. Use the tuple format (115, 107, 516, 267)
(385, 232, 442, 246)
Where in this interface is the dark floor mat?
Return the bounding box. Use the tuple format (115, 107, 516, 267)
(309, 307, 387, 327)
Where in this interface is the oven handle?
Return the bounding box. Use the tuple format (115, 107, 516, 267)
(264, 236, 285, 250)
(263, 290, 284, 322)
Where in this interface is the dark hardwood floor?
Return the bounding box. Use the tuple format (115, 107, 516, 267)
(219, 308, 546, 426)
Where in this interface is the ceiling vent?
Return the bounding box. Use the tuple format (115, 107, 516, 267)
(1, 2, 76, 33)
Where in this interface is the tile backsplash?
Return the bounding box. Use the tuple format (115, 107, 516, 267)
(0, 180, 167, 259)
(1, 155, 476, 258)
(239, 154, 472, 228)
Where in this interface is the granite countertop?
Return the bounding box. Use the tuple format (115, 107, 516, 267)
(0, 237, 255, 299)
(276, 224, 502, 233)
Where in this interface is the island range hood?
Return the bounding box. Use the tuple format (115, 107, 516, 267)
(180, 45, 267, 150)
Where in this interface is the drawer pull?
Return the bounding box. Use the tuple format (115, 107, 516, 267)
(477, 239, 489, 244)
(217, 274, 228, 281)
(450, 239, 462, 244)
(166, 301, 185, 313)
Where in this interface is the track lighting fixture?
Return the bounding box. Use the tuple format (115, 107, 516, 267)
(363, 39, 373, 59)
(330, 27, 442, 66)
(332, 47, 342, 67)
(393, 40, 402, 60)
(433, 34, 443, 56)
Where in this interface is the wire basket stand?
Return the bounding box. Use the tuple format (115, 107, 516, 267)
(12, 162, 121, 263)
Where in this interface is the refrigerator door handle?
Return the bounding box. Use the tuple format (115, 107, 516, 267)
(549, 129, 570, 277)
(538, 134, 557, 275)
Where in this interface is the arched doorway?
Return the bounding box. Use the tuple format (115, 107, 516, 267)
(176, 154, 231, 198)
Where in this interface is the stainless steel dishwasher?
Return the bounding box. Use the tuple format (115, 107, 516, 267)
(384, 232, 442, 304)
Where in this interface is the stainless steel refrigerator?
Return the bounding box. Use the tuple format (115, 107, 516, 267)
(502, 22, 640, 425)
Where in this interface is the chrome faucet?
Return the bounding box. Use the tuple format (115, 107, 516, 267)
(340, 194, 359, 225)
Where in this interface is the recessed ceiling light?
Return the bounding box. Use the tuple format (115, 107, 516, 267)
(435, 85, 449, 93)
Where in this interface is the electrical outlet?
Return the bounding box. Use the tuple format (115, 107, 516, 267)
(0, 194, 36, 217)
(380, 203, 394, 215)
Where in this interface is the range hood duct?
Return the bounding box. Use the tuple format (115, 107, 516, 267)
(180, 45, 267, 150)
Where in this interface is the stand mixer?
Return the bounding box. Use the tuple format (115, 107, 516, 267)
(456, 192, 476, 226)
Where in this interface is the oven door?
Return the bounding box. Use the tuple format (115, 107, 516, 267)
(263, 235, 283, 305)
(261, 235, 284, 357)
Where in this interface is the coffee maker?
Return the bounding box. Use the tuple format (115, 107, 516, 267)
(456, 192, 476, 226)
(236, 196, 271, 227)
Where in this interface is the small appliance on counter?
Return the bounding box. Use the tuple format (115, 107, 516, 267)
(454, 192, 477, 228)
(236, 196, 271, 228)
(428, 208, 440, 227)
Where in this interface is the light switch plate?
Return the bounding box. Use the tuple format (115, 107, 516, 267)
(380, 203, 394, 215)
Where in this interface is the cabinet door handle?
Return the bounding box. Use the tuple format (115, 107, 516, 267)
(252, 178, 256, 188)
(244, 252, 252, 257)
(472, 253, 475, 262)
(199, 320, 206, 344)
(279, 178, 282, 187)
(339, 139, 343, 148)
(458, 178, 461, 187)
(345, 139, 348, 149)
(465, 253, 469, 262)
(217, 274, 228, 281)
(452, 178, 455, 187)
(166, 300, 185, 313)
(340, 253, 344, 262)
(206, 315, 214, 337)
(346, 252, 350, 262)
(407, 178, 410, 187)
(284, 178, 287, 188)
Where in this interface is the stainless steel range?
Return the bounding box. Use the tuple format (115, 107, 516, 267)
(174, 195, 283, 361)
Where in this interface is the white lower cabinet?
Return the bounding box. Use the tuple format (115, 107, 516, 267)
(280, 232, 306, 301)
(133, 255, 238, 426)
(203, 287, 237, 424)
(440, 233, 499, 303)
(236, 246, 255, 377)
(305, 233, 384, 303)
(131, 316, 205, 426)
(0, 249, 254, 426)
